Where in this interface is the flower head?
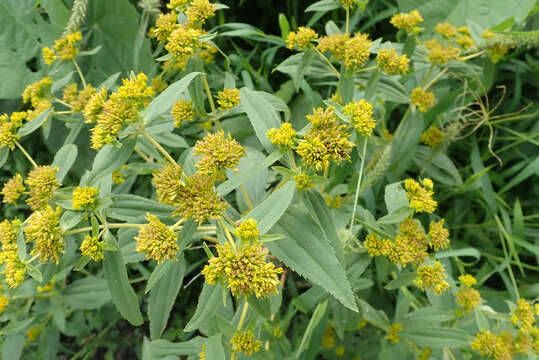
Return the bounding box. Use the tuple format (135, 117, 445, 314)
(167, 0, 189, 12)
(296, 136, 330, 172)
(0, 219, 21, 252)
(230, 330, 262, 355)
(1, 174, 25, 204)
(135, 213, 179, 263)
(456, 35, 475, 49)
(267, 123, 296, 149)
(153, 12, 179, 43)
(193, 131, 245, 175)
(389, 219, 428, 266)
(171, 99, 194, 127)
(22, 77, 53, 108)
(286, 27, 318, 50)
(185, 0, 217, 26)
(25, 206, 64, 263)
(294, 173, 313, 191)
(152, 162, 183, 206)
(1, 250, 25, 288)
(414, 261, 449, 294)
(456, 287, 481, 314)
(216, 88, 240, 110)
(364, 233, 392, 257)
(317, 34, 350, 59)
(390, 10, 423, 32)
(376, 48, 410, 75)
(165, 25, 204, 58)
(344, 33, 371, 69)
(25, 166, 60, 211)
(434, 22, 458, 39)
(63, 84, 97, 112)
(427, 219, 450, 250)
(72, 186, 99, 210)
(343, 100, 376, 137)
(42, 47, 56, 65)
(27, 327, 40, 342)
(421, 126, 443, 147)
(424, 39, 460, 65)
(83, 87, 108, 123)
(199, 44, 218, 63)
(0, 295, 8, 313)
(234, 218, 259, 242)
(116, 72, 155, 101)
(80, 235, 105, 262)
(386, 323, 403, 344)
(410, 87, 436, 113)
(404, 178, 437, 213)
(52, 31, 82, 60)
(202, 242, 282, 298)
(511, 299, 536, 333)
(472, 330, 514, 360)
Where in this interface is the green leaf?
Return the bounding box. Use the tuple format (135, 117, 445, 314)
(400, 327, 473, 348)
(62, 276, 111, 310)
(0, 147, 9, 168)
(17, 108, 53, 137)
(267, 206, 358, 311)
(364, 69, 381, 101)
(305, 0, 341, 12)
(103, 232, 143, 326)
(2, 334, 25, 360)
(50, 296, 65, 332)
(384, 182, 408, 213)
(85, 135, 137, 186)
(239, 87, 282, 153)
(403, 307, 457, 324)
(51, 144, 78, 182)
(1, 317, 35, 335)
(108, 194, 174, 221)
(149, 260, 185, 339)
(357, 299, 390, 331)
(205, 334, 225, 360)
(145, 261, 171, 295)
(184, 283, 224, 332)
(59, 210, 85, 232)
(294, 49, 316, 91)
(243, 181, 296, 234)
(142, 337, 205, 359)
(500, 156, 539, 194)
(247, 294, 272, 319)
(384, 272, 417, 290)
(295, 300, 328, 359)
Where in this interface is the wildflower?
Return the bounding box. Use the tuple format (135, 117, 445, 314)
(72, 186, 99, 210)
(511, 299, 535, 333)
(153, 12, 178, 43)
(0, 119, 21, 150)
(234, 219, 259, 242)
(167, 0, 189, 12)
(456, 35, 475, 49)
(116, 72, 155, 101)
(458, 26, 471, 36)
(286, 27, 318, 50)
(486, 43, 509, 63)
(330, 92, 343, 104)
(459, 274, 477, 287)
(2, 174, 25, 204)
(152, 162, 183, 206)
(112, 166, 126, 184)
(322, 326, 336, 349)
(216, 88, 240, 110)
(26, 99, 52, 121)
(386, 323, 403, 344)
(317, 34, 349, 59)
(2, 251, 25, 288)
(42, 47, 56, 65)
(343, 100, 376, 137)
(273, 327, 283, 338)
(198, 344, 206, 360)
(456, 287, 481, 314)
(389, 219, 428, 266)
(199, 44, 218, 63)
(193, 131, 245, 175)
(80, 235, 105, 262)
(294, 174, 313, 191)
(83, 87, 108, 123)
(185, 0, 217, 26)
(434, 22, 458, 39)
(165, 25, 204, 58)
(22, 77, 53, 108)
(0, 295, 7, 313)
(267, 123, 296, 149)
(390, 10, 423, 33)
(230, 330, 262, 355)
(202, 242, 282, 298)
(420, 126, 443, 147)
(135, 213, 179, 263)
(27, 327, 41, 341)
(10, 112, 27, 126)
(515, 331, 532, 354)
(151, 77, 168, 93)
(364, 233, 392, 257)
(25, 166, 60, 211)
(64, 84, 97, 112)
(306, 106, 338, 129)
(427, 219, 450, 250)
(25, 206, 63, 263)
(52, 31, 82, 60)
(376, 48, 410, 75)
(471, 330, 514, 360)
(414, 261, 450, 294)
(424, 39, 460, 65)
(175, 172, 227, 223)
(404, 178, 437, 213)
(344, 33, 371, 69)
(169, 100, 194, 128)
(410, 87, 436, 113)
(0, 219, 20, 252)
(296, 136, 330, 172)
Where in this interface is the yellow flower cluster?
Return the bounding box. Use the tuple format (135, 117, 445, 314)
(294, 174, 313, 191)
(230, 330, 262, 355)
(363, 233, 392, 257)
(459, 274, 477, 287)
(80, 235, 105, 262)
(511, 299, 536, 333)
(112, 166, 127, 184)
(390, 219, 429, 266)
(22, 77, 53, 118)
(135, 213, 179, 263)
(286, 27, 318, 50)
(1, 174, 25, 204)
(322, 326, 336, 349)
(87, 73, 155, 149)
(404, 178, 437, 213)
(24, 206, 64, 263)
(62, 83, 97, 112)
(216, 88, 240, 110)
(25, 166, 61, 211)
(420, 126, 443, 147)
(42, 47, 56, 65)
(185, 0, 217, 26)
(456, 286, 481, 314)
(153, 13, 178, 43)
(44, 31, 83, 62)
(165, 25, 205, 59)
(202, 242, 282, 298)
(317, 32, 372, 69)
(152, 162, 183, 206)
(317, 34, 349, 59)
(234, 218, 259, 242)
(199, 44, 218, 64)
(482, 30, 510, 63)
(424, 39, 460, 65)
(376, 48, 410, 75)
(390, 10, 423, 33)
(471, 330, 515, 360)
(414, 261, 450, 294)
(343, 100, 376, 137)
(267, 122, 296, 149)
(27, 327, 41, 341)
(0, 113, 24, 150)
(386, 323, 403, 344)
(0, 295, 8, 313)
(171, 99, 194, 127)
(193, 131, 245, 175)
(296, 107, 353, 171)
(166, 0, 189, 12)
(427, 219, 450, 250)
(434, 22, 458, 40)
(410, 87, 436, 113)
(0, 219, 26, 288)
(72, 186, 99, 210)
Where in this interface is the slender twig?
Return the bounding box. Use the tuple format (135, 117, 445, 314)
(349, 137, 368, 231)
(64, 223, 144, 236)
(15, 141, 38, 168)
(314, 48, 341, 78)
(72, 59, 87, 88)
(140, 130, 176, 164)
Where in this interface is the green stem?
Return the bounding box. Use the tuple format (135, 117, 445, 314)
(345, 7, 350, 34)
(349, 136, 368, 231)
(64, 223, 143, 236)
(53, 98, 74, 109)
(15, 141, 38, 168)
(237, 301, 249, 330)
(141, 130, 176, 164)
(419, 65, 434, 88)
(169, 218, 185, 231)
(424, 67, 448, 90)
(239, 184, 254, 210)
(314, 48, 340, 78)
(72, 59, 87, 88)
(218, 217, 236, 249)
(202, 73, 221, 129)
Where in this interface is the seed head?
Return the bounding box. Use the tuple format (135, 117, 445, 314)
(414, 261, 450, 294)
(152, 162, 183, 206)
(230, 330, 262, 355)
(234, 218, 259, 242)
(343, 100, 376, 137)
(267, 122, 296, 149)
(72, 186, 99, 210)
(171, 99, 194, 127)
(80, 235, 105, 262)
(1, 174, 25, 204)
(135, 213, 179, 263)
(286, 27, 318, 50)
(193, 131, 245, 175)
(25, 206, 64, 263)
(376, 48, 410, 75)
(404, 178, 437, 213)
(25, 166, 61, 211)
(294, 173, 313, 191)
(216, 88, 240, 110)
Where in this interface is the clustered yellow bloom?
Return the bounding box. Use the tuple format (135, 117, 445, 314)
(230, 330, 262, 355)
(456, 28, 475, 50)
(112, 166, 127, 185)
(424, 39, 460, 65)
(51, 31, 82, 61)
(165, 25, 205, 60)
(0, 295, 8, 313)
(322, 326, 336, 349)
(0, 219, 26, 288)
(87, 73, 155, 149)
(434, 22, 458, 39)
(459, 274, 477, 287)
(25, 165, 61, 211)
(390, 219, 428, 266)
(234, 218, 259, 242)
(152, 162, 183, 206)
(456, 287, 481, 314)
(151, 76, 168, 93)
(198, 344, 206, 360)
(185, 0, 217, 26)
(80, 235, 105, 262)
(376, 48, 410, 75)
(471, 330, 515, 360)
(317, 34, 349, 59)
(216, 88, 240, 110)
(410, 87, 436, 113)
(62, 84, 97, 112)
(72, 186, 99, 210)
(193, 131, 245, 175)
(482, 30, 510, 63)
(386, 323, 403, 344)
(420, 126, 443, 147)
(427, 219, 450, 250)
(22, 77, 53, 119)
(27, 327, 41, 341)
(1, 174, 25, 204)
(390, 10, 423, 33)
(24, 206, 64, 263)
(343, 33, 372, 69)
(404, 178, 437, 213)
(0, 113, 22, 150)
(167, 0, 189, 12)
(286, 27, 318, 50)
(414, 261, 450, 294)
(343, 100, 376, 137)
(296, 107, 353, 171)
(202, 242, 282, 298)
(171, 99, 194, 127)
(363, 233, 392, 257)
(294, 174, 313, 191)
(42, 47, 56, 65)
(511, 299, 536, 333)
(135, 213, 179, 263)
(267, 122, 296, 149)
(199, 44, 218, 64)
(153, 13, 178, 43)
